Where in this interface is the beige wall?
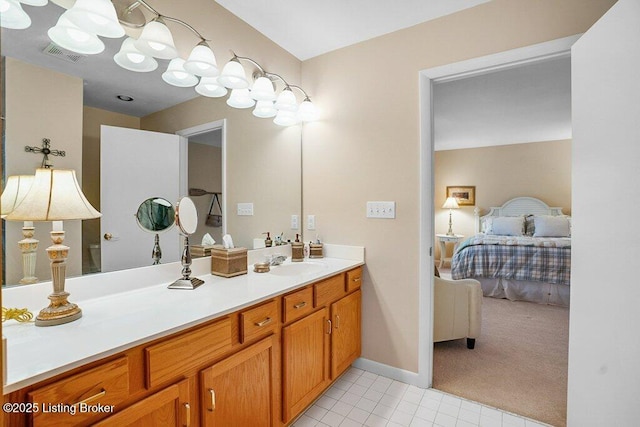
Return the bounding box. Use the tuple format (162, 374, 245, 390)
(300, 0, 614, 372)
(4, 58, 83, 284)
(188, 143, 223, 246)
(81, 106, 140, 273)
(434, 139, 572, 260)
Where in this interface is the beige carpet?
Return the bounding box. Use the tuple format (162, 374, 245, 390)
(433, 296, 569, 427)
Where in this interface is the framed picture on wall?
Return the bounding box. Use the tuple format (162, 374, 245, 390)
(446, 186, 476, 206)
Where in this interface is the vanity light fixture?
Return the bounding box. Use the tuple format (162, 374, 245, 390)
(253, 100, 278, 119)
(6, 168, 102, 326)
(217, 56, 250, 89)
(0, 0, 32, 29)
(114, 37, 158, 72)
(162, 58, 198, 87)
(48, 13, 106, 55)
(226, 88, 256, 109)
(134, 17, 178, 60)
(64, 0, 125, 38)
(184, 40, 219, 77)
(195, 77, 228, 98)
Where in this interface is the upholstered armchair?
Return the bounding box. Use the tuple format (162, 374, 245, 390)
(433, 276, 482, 349)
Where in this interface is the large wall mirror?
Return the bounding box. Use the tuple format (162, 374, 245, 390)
(1, 1, 302, 287)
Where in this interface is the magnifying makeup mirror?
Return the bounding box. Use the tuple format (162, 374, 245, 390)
(135, 197, 175, 265)
(168, 197, 205, 290)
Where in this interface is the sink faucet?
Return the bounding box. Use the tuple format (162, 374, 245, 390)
(269, 254, 287, 266)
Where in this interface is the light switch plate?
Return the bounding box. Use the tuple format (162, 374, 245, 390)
(237, 203, 253, 216)
(366, 201, 396, 219)
(291, 214, 299, 230)
(307, 215, 316, 230)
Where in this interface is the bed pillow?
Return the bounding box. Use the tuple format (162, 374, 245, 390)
(524, 214, 536, 236)
(533, 215, 571, 237)
(487, 216, 525, 236)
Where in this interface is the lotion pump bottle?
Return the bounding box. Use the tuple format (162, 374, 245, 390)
(263, 232, 272, 247)
(291, 233, 304, 262)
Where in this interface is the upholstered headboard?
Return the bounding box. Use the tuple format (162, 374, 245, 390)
(474, 197, 564, 234)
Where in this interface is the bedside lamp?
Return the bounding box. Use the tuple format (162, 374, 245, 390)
(1, 175, 39, 284)
(442, 197, 459, 237)
(6, 168, 101, 326)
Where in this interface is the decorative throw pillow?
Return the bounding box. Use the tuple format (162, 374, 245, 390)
(524, 214, 535, 236)
(482, 217, 494, 234)
(488, 216, 524, 236)
(533, 215, 571, 237)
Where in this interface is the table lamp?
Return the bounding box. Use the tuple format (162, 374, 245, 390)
(6, 168, 101, 326)
(1, 175, 39, 284)
(442, 196, 459, 236)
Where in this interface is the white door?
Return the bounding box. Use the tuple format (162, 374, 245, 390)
(100, 125, 184, 272)
(569, 0, 640, 425)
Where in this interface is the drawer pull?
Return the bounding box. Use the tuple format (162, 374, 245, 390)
(254, 317, 272, 327)
(352, 277, 361, 282)
(73, 388, 106, 407)
(335, 314, 341, 329)
(327, 319, 332, 335)
(293, 301, 307, 309)
(208, 388, 216, 412)
(184, 402, 191, 427)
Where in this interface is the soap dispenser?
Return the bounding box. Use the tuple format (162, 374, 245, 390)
(263, 232, 272, 247)
(291, 234, 304, 262)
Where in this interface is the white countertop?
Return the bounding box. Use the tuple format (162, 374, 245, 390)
(2, 244, 364, 394)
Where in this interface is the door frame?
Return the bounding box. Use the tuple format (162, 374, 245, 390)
(418, 34, 580, 387)
(176, 119, 227, 236)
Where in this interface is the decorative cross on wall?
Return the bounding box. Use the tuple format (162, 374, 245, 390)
(25, 138, 66, 168)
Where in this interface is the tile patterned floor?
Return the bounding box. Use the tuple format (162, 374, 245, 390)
(293, 367, 550, 427)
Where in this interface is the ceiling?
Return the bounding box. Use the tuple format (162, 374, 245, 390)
(214, 0, 491, 61)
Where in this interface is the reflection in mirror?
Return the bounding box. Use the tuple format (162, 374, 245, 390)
(135, 197, 176, 265)
(1, 1, 302, 288)
(168, 197, 204, 290)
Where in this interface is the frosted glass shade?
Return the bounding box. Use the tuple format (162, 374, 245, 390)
(48, 13, 105, 55)
(442, 197, 460, 209)
(162, 58, 198, 87)
(64, 0, 124, 38)
(19, 0, 48, 6)
(1, 0, 31, 30)
(195, 77, 227, 98)
(226, 88, 255, 109)
(6, 168, 101, 221)
(275, 88, 298, 112)
(1, 175, 34, 218)
(297, 99, 319, 122)
(135, 19, 178, 60)
(114, 37, 158, 72)
(274, 110, 299, 127)
(184, 43, 219, 77)
(253, 100, 277, 118)
(218, 60, 249, 89)
(250, 76, 276, 101)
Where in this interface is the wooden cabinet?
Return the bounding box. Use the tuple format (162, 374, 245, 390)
(282, 308, 330, 423)
(331, 289, 362, 379)
(93, 379, 191, 427)
(200, 336, 277, 426)
(6, 266, 363, 427)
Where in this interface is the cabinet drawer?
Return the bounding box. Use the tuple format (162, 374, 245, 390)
(283, 286, 314, 324)
(29, 356, 129, 427)
(346, 267, 363, 292)
(314, 274, 345, 307)
(146, 317, 232, 389)
(240, 299, 278, 343)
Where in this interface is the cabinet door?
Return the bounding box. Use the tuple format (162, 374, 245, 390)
(282, 307, 330, 423)
(93, 379, 191, 427)
(201, 336, 276, 427)
(331, 290, 362, 379)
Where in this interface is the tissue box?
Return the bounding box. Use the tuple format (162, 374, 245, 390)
(191, 244, 215, 257)
(211, 246, 248, 277)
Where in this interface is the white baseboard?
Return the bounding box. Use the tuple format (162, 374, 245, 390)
(352, 357, 429, 389)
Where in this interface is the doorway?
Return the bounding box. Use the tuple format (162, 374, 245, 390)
(418, 33, 579, 406)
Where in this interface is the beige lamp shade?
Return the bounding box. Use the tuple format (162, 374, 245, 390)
(442, 197, 460, 210)
(1, 175, 35, 218)
(6, 168, 101, 221)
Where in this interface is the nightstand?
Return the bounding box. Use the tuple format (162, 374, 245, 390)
(436, 234, 464, 269)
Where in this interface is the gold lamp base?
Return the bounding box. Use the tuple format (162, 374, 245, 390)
(35, 292, 82, 326)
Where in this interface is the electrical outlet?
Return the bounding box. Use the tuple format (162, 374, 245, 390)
(366, 201, 396, 219)
(291, 214, 299, 230)
(237, 203, 253, 216)
(307, 214, 316, 230)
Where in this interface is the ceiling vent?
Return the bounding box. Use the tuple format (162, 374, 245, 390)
(42, 43, 86, 64)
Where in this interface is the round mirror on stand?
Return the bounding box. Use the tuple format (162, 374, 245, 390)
(135, 197, 176, 265)
(168, 197, 205, 290)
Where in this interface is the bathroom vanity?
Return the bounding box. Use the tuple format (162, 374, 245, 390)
(2, 245, 364, 426)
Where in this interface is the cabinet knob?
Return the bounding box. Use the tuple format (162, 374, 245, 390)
(103, 233, 113, 241)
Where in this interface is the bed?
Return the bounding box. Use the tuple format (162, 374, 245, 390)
(451, 197, 571, 306)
